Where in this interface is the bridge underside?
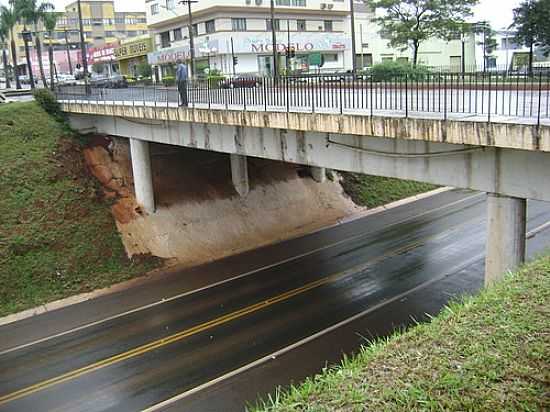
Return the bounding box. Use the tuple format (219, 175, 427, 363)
(68, 112, 550, 285)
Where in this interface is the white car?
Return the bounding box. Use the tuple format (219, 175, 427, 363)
(57, 74, 77, 85)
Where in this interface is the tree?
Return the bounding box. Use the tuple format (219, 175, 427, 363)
(474, 21, 497, 71)
(368, 0, 479, 66)
(43, 11, 58, 90)
(136, 62, 152, 78)
(0, 5, 21, 89)
(512, 0, 550, 74)
(16, 0, 54, 88)
(0, 16, 11, 88)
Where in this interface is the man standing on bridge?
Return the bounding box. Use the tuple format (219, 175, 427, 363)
(176, 59, 189, 107)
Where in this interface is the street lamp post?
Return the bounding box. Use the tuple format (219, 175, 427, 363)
(349, 0, 357, 72)
(76, 0, 89, 88)
(21, 28, 35, 89)
(270, 0, 277, 78)
(63, 29, 74, 75)
(178, 0, 197, 77)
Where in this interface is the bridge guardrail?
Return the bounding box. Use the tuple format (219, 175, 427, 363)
(55, 71, 550, 126)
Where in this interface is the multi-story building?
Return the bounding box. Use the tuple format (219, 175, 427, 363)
(145, 0, 478, 77)
(354, 2, 476, 70)
(146, 0, 353, 77)
(9, 0, 147, 75)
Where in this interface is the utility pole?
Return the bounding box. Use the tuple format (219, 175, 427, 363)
(178, 0, 197, 77)
(270, 0, 277, 78)
(230, 37, 236, 75)
(76, 0, 89, 89)
(349, 0, 356, 72)
(64, 29, 73, 75)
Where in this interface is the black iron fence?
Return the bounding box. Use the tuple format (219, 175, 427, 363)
(55, 71, 550, 125)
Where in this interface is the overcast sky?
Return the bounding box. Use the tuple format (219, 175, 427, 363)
(0, 0, 523, 30)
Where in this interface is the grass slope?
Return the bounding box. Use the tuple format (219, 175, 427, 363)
(254, 256, 550, 411)
(340, 173, 438, 209)
(0, 102, 158, 317)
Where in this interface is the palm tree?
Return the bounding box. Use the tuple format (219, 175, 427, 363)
(0, 17, 11, 89)
(43, 11, 58, 89)
(0, 5, 21, 89)
(16, 0, 54, 88)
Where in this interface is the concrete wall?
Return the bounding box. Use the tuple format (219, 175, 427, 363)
(67, 107, 550, 203)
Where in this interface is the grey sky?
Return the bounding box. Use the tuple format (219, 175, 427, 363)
(0, 0, 523, 30)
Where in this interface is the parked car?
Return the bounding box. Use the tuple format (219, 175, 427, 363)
(57, 73, 77, 85)
(90, 73, 128, 88)
(221, 76, 262, 88)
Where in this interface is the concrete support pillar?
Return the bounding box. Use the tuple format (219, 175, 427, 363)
(130, 138, 155, 214)
(485, 194, 526, 286)
(230, 154, 249, 197)
(310, 166, 326, 183)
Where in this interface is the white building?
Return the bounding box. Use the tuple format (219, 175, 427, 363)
(145, 0, 477, 77)
(476, 28, 550, 71)
(146, 0, 353, 77)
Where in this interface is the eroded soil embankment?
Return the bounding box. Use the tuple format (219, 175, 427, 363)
(84, 137, 363, 268)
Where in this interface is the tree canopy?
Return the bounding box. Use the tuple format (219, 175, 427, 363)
(368, 0, 479, 65)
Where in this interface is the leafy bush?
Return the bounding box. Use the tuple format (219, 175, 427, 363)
(32, 88, 63, 119)
(136, 62, 153, 79)
(370, 61, 432, 82)
(207, 69, 225, 88)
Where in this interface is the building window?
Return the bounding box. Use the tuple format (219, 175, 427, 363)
(322, 53, 337, 62)
(191, 23, 198, 36)
(205, 19, 215, 33)
(275, 0, 289, 4)
(232, 18, 246, 31)
(323, 20, 333, 31)
(173, 27, 182, 41)
(297, 19, 306, 31)
(266, 19, 280, 31)
(105, 31, 114, 37)
(151, 4, 159, 15)
(502, 37, 519, 50)
(166, 0, 174, 10)
(160, 31, 171, 48)
(292, 0, 305, 5)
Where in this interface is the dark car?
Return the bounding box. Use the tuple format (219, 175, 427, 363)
(221, 76, 262, 88)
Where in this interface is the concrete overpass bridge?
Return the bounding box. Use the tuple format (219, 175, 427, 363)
(58, 73, 550, 285)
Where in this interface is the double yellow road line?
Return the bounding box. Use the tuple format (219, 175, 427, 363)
(0, 240, 423, 406)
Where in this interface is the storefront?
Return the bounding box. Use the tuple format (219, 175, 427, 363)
(87, 42, 119, 76)
(114, 35, 153, 78)
(148, 34, 350, 77)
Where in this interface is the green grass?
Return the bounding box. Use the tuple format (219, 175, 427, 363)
(340, 173, 439, 208)
(253, 255, 550, 411)
(0, 102, 159, 317)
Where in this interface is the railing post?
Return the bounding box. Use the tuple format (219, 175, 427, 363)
(207, 77, 211, 110)
(405, 73, 408, 118)
(311, 77, 315, 114)
(444, 74, 447, 121)
(286, 76, 290, 113)
(487, 72, 492, 123)
(262, 76, 268, 112)
(339, 77, 343, 114)
(537, 71, 543, 128)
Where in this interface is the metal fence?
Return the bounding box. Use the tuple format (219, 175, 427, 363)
(55, 71, 550, 125)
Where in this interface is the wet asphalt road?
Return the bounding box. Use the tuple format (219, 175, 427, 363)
(1, 190, 550, 412)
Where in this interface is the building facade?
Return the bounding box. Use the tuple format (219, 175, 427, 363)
(8, 0, 147, 75)
(145, 0, 477, 77)
(146, 0, 353, 77)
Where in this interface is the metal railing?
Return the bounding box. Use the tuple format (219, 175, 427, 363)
(55, 71, 550, 126)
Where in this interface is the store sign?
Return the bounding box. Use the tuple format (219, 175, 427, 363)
(114, 38, 152, 60)
(148, 40, 219, 65)
(236, 34, 351, 54)
(87, 43, 118, 64)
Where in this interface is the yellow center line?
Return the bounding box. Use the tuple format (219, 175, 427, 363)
(0, 239, 424, 406)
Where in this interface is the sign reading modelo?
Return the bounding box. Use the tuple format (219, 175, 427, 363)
(148, 40, 219, 65)
(114, 38, 152, 60)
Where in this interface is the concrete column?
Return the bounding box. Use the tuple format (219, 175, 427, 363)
(310, 166, 326, 183)
(485, 194, 526, 286)
(130, 138, 155, 214)
(230, 154, 249, 197)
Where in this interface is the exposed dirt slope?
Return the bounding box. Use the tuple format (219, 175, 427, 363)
(84, 138, 362, 267)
